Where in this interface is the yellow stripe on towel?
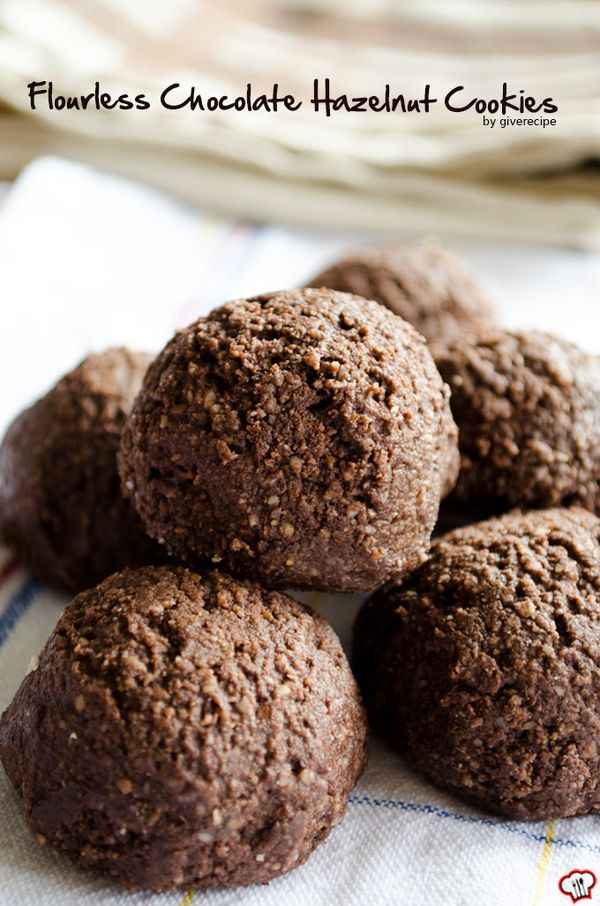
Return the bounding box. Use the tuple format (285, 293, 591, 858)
(532, 819, 557, 906)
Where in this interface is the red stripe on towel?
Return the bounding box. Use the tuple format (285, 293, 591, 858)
(0, 557, 17, 588)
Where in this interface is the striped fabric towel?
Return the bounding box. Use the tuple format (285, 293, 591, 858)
(0, 0, 598, 248)
(1, 157, 600, 906)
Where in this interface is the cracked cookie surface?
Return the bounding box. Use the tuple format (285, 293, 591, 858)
(307, 240, 496, 345)
(0, 348, 162, 592)
(0, 565, 367, 890)
(435, 330, 600, 517)
(354, 507, 600, 820)
(119, 288, 458, 593)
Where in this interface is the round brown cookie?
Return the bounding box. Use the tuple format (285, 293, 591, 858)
(353, 507, 600, 820)
(435, 330, 600, 516)
(0, 348, 163, 592)
(119, 288, 459, 593)
(307, 240, 497, 345)
(0, 566, 367, 891)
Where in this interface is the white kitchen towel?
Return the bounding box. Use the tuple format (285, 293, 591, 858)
(1, 157, 600, 906)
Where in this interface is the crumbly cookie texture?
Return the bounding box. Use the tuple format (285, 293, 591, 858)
(0, 566, 367, 891)
(307, 240, 497, 345)
(435, 330, 600, 516)
(354, 507, 600, 820)
(0, 348, 162, 592)
(119, 288, 458, 593)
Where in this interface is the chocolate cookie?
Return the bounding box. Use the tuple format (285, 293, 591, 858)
(307, 240, 496, 345)
(354, 507, 600, 820)
(435, 330, 600, 516)
(119, 289, 458, 593)
(0, 566, 367, 890)
(0, 348, 162, 592)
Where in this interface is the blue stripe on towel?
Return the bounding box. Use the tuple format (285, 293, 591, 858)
(349, 794, 600, 854)
(0, 577, 43, 648)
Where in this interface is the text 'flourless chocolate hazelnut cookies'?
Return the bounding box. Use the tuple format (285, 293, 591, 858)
(435, 330, 600, 518)
(0, 566, 367, 891)
(119, 288, 459, 593)
(354, 507, 600, 821)
(307, 240, 497, 345)
(0, 348, 163, 592)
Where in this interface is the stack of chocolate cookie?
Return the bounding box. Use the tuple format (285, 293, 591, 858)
(315, 241, 600, 821)
(1, 241, 600, 892)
